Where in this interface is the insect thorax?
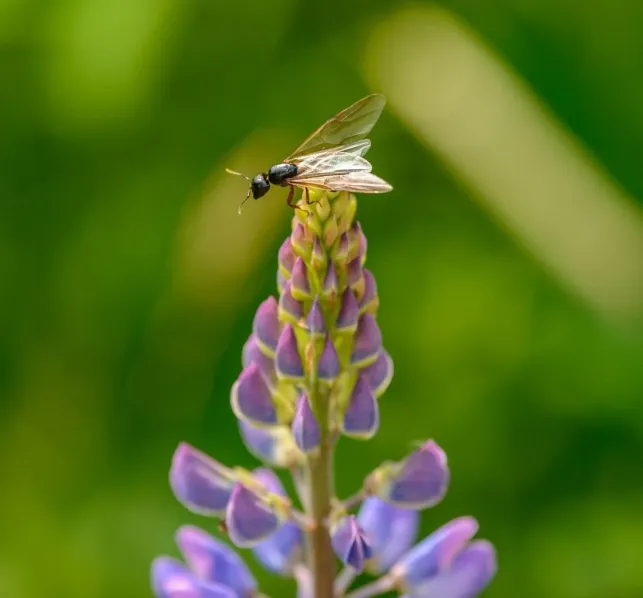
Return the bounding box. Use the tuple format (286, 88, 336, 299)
(268, 163, 298, 185)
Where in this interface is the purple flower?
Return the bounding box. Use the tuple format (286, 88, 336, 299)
(357, 497, 419, 573)
(392, 517, 497, 598)
(250, 469, 303, 575)
(151, 526, 257, 598)
(154, 185, 497, 598)
(370, 440, 450, 509)
(331, 515, 373, 573)
(225, 482, 284, 547)
(169, 443, 235, 516)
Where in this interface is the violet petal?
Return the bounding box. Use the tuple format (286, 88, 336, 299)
(169, 443, 235, 516)
(231, 363, 278, 427)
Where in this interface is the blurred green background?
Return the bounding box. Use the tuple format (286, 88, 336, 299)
(2, 0, 643, 597)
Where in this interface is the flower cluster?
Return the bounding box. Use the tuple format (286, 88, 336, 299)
(152, 190, 497, 598)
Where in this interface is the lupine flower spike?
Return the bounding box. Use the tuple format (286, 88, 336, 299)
(153, 95, 496, 598)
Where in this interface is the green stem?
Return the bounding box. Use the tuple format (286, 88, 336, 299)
(305, 384, 336, 598)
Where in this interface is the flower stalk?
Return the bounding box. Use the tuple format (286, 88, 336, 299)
(151, 190, 497, 598)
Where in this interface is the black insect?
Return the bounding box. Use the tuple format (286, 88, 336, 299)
(226, 93, 393, 214)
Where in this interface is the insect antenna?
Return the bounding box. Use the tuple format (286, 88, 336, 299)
(237, 187, 251, 215)
(225, 168, 251, 181)
(226, 168, 253, 215)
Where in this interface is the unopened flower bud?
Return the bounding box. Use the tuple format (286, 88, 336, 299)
(279, 280, 303, 323)
(291, 222, 309, 258)
(341, 374, 379, 439)
(231, 363, 278, 427)
(333, 232, 350, 266)
(351, 314, 382, 367)
(323, 215, 339, 247)
(361, 350, 394, 397)
(310, 236, 327, 272)
(275, 324, 305, 381)
(322, 261, 338, 302)
(291, 257, 312, 300)
(292, 393, 320, 453)
(359, 269, 378, 314)
(336, 289, 359, 333)
(317, 335, 340, 382)
(253, 297, 280, 356)
(305, 297, 326, 338)
(278, 237, 296, 276)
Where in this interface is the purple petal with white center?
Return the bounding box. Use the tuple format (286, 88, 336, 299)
(347, 257, 362, 288)
(175, 526, 257, 594)
(359, 269, 378, 312)
(279, 237, 296, 274)
(279, 280, 303, 321)
(322, 261, 338, 301)
(151, 557, 235, 598)
(250, 468, 303, 575)
(350, 314, 382, 367)
(383, 440, 449, 509)
(253, 296, 280, 355)
(231, 363, 278, 427)
(275, 323, 305, 380)
(241, 335, 276, 388)
(169, 443, 235, 516)
(225, 483, 282, 547)
(336, 289, 359, 332)
(357, 497, 419, 573)
(342, 374, 379, 439)
(411, 540, 497, 598)
(317, 335, 340, 382)
(392, 517, 480, 588)
(305, 297, 326, 337)
(291, 257, 311, 299)
(292, 393, 320, 452)
(361, 350, 394, 397)
(331, 515, 373, 573)
(334, 232, 349, 265)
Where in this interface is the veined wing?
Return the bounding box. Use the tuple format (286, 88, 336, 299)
(285, 94, 386, 160)
(289, 171, 392, 194)
(291, 148, 373, 179)
(289, 139, 372, 163)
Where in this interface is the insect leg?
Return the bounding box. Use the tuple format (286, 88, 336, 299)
(286, 185, 308, 214)
(304, 187, 321, 206)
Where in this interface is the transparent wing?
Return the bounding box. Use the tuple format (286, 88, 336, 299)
(289, 171, 393, 194)
(286, 94, 386, 160)
(292, 147, 373, 179)
(289, 139, 372, 163)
